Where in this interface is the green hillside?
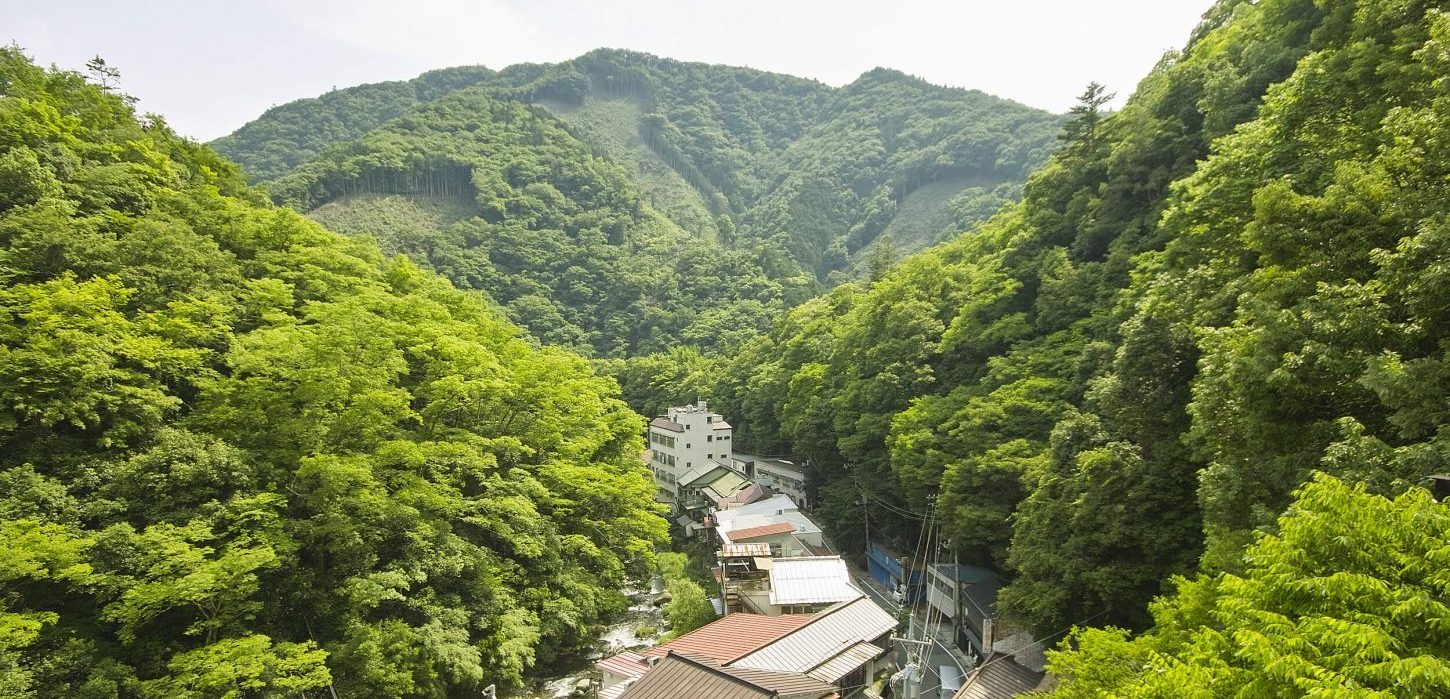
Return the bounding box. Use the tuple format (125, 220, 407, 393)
(644, 2, 1450, 689)
(0, 48, 665, 696)
(211, 52, 1062, 356)
(210, 65, 496, 182)
(261, 86, 814, 357)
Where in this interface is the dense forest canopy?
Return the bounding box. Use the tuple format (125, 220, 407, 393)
(212, 50, 1062, 357)
(0, 48, 665, 696)
(6, 0, 1450, 694)
(663, 0, 1450, 671)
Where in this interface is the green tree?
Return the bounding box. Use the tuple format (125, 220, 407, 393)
(662, 579, 715, 639)
(1044, 474, 1450, 697)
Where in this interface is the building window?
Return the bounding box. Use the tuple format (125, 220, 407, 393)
(707, 435, 713, 443)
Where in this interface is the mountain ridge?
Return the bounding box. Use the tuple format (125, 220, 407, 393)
(213, 49, 1063, 356)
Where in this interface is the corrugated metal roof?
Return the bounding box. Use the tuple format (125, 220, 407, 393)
(768, 557, 860, 606)
(679, 463, 731, 487)
(731, 596, 898, 674)
(806, 641, 887, 683)
(650, 417, 684, 433)
(596, 651, 649, 679)
(644, 613, 813, 664)
(730, 522, 798, 540)
(622, 651, 835, 699)
(599, 681, 631, 699)
(702, 469, 748, 492)
(953, 653, 1045, 699)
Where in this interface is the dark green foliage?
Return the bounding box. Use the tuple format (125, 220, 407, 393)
(212, 51, 1062, 359)
(0, 49, 667, 697)
(708, 0, 1450, 646)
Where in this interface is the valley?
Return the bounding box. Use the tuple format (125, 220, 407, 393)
(1, 0, 1449, 696)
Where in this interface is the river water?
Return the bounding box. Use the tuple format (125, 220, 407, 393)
(524, 576, 667, 698)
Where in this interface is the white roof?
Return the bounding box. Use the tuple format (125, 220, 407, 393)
(731, 596, 898, 674)
(716, 494, 799, 518)
(768, 557, 860, 606)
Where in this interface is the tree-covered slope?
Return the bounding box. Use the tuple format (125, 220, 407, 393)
(0, 48, 665, 697)
(210, 64, 496, 182)
(693, 0, 1450, 653)
(264, 86, 816, 357)
(739, 68, 1060, 278)
(211, 52, 1061, 355)
(1045, 474, 1449, 697)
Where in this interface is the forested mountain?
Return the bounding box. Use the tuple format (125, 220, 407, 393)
(8, 0, 1450, 694)
(631, 0, 1450, 684)
(0, 48, 665, 696)
(211, 51, 1061, 356)
(209, 65, 498, 182)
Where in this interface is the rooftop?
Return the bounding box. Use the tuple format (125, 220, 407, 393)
(732, 595, 898, 675)
(622, 651, 835, 699)
(716, 493, 803, 518)
(729, 522, 798, 541)
(768, 557, 861, 606)
(953, 653, 1045, 699)
(644, 613, 813, 664)
(680, 462, 736, 488)
(650, 416, 685, 433)
(596, 651, 650, 680)
(807, 641, 887, 683)
(599, 683, 631, 699)
(733, 452, 807, 475)
(718, 511, 821, 545)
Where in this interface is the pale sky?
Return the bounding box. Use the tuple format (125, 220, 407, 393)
(4, 0, 1213, 142)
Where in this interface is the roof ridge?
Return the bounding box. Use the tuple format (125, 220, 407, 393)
(667, 651, 778, 695)
(731, 595, 868, 658)
(801, 639, 869, 674)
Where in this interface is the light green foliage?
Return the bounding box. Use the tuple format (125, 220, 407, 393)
(661, 579, 715, 640)
(0, 48, 666, 697)
(140, 635, 332, 699)
(1044, 475, 1450, 697)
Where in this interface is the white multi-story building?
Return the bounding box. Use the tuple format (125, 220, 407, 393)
(647, 400, 734, 508)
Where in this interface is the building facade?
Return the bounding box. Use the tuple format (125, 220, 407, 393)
(734, 453, 811, 510)
(647, 400, 734, 509)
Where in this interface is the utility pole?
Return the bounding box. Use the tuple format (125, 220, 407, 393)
(862, 494, 871, 556)
(953, 543, 962, 654)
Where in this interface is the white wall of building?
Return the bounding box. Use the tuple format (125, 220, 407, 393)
(648, 400, 734, 510)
